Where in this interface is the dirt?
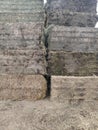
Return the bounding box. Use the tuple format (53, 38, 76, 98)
(0, 99, 98, 130)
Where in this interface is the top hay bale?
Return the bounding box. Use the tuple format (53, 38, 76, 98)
(0, 0, 44, 23)
(46, 0, 97, 27)
(47, 0, 97, 13)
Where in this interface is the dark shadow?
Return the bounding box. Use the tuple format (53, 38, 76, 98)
(44, 75, 51, 97)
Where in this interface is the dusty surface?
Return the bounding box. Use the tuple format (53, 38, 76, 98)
(0, 99, 98, 130)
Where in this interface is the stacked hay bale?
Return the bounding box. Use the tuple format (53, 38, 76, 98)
(47, 0, 97, 27)
(0, 0, 47, 100)
(46, 0, 98, 102)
